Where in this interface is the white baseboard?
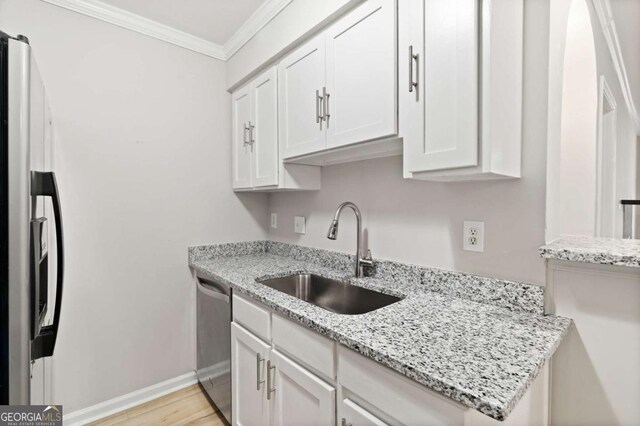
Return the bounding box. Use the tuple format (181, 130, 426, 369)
(63, 371, 198, 425)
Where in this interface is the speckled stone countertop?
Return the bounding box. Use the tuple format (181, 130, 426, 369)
(539, 236, 640, 268)
(189, 242, 571, 421)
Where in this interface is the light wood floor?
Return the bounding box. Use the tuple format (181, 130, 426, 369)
(89, 384, 227, 426)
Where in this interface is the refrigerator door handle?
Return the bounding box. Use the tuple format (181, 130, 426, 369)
(30, 171, 64, 360)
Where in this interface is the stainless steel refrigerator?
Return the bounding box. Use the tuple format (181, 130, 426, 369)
(1, 32, 64, 405)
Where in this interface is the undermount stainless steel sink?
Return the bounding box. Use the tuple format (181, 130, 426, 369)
(256, 274, 402, 315)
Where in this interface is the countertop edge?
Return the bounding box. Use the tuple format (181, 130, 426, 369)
(189, 259, 571, 421)
(539, 237, 640, 268)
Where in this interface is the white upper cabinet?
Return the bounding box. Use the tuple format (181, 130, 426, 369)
(278, 0, 398, 162)
(232, 66, 321, 192)
(402, 0, 478, 173)
(232, 67, 278, 190)
(251, 67, 279, 187)
(232, 85, 252, 189)
(231, 0, 522, 183)
(278, 34, 327, 159)
(325, 0, 397, 149)
(400, 0, 524, 181)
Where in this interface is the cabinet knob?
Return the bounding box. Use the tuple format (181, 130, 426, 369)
(341, 418, 352, 426)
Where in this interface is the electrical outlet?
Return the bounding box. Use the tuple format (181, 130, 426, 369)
(463, 221, 484, 252)
(294, 216, 306, 234)
(270, 213, 277, 229)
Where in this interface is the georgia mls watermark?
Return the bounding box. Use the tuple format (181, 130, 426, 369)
(0, 406, 62, 426)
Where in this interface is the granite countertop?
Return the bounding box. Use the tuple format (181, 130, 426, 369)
(189, 242, 571, 421)
(539, 236, 640, 268)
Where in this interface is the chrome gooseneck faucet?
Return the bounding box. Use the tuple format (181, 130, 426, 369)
(327, 201, 373, 278)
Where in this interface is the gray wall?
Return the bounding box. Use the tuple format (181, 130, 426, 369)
(267, 0, 551, 285)
(0, 0, 268, 413)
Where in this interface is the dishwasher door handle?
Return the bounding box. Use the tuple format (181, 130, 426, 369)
(196, 278, 230, 303)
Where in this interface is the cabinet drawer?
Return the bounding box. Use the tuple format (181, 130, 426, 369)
(272, 314, 335, 379)
(232, 295, 271, 341)
(340, 397, 388, 426)
(337, 346, 466, 425)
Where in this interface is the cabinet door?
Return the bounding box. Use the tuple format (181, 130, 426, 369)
(270, 350, 335, 426)
(232, 86, 253, 189)
(401, 0, 479, 173)
(231, 323, 270, 426)
(325, 0, 397, 149)
(278, 34, 326, 159)
(251, 67, 279, 187)
(339, 398, 388, 426)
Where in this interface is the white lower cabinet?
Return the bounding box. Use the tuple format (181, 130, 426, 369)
(231, 298, 335, 426)
(231, 323, 271, 426)
(231, 295, 548, 426)
(271, 350, 335, 426)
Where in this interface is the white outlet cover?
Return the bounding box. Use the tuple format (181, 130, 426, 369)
(463, 221, 484, 252)
(294, 216, 306, 234)
(270, 213, 277, 229)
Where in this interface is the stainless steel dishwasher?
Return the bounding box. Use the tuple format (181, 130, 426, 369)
(196, 274, 231, 424)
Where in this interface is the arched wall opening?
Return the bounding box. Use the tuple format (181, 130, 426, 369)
(546, 0, 599, 240)
(558, 0, 599, 236)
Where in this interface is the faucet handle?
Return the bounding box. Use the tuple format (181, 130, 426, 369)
(360, 250, 374, 267)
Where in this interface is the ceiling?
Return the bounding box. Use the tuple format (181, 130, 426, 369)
(99, 0, 266, 45)
(609, 0, 640, 129)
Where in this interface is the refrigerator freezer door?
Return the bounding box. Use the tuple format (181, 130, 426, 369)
(6, 36, 32, 405)
(27, 59, 58, 404)
(2, 34, 58, 406)
(28, 55, 48, 405)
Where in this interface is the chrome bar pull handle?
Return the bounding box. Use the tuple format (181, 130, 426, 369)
(267, 360, 276, 400)
(249, 121, 255, 144)
(316, 89, 323, 124)
(323, 86, 330, 121)
(256, 353, 265, 390)
(248, 121, 255, 152)
(243, 123, 250, 146)
(409, 45, 419, 92)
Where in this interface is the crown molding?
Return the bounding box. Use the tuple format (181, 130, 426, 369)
(41, 0, 226, 59)
(223, 0, 293, 59)
(590, 0, 640, 134)
(40, 0, 292, 62)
